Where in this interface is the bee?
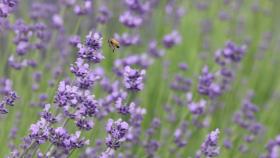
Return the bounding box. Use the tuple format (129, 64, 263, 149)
(108, 38, 120, 52)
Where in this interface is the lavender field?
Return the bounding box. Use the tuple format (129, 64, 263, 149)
(0, 0, 280, 157)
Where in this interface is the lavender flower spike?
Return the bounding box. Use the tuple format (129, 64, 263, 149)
(200, 128, 220, 157)
(123, 66, 146, 91)
(105, 119, 129, 150)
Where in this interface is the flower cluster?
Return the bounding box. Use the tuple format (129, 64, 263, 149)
(77, 32, 104, 63)
(0, 0, 18, 18)
(123, 66, 146, 91)
(105, 119, 129, 150)
(0, 78, 18, 114)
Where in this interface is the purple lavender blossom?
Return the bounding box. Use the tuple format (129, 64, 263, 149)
(119, 11, 143, 28)
(77, 32, 104, 63)
(198, 66, 221, 98)
(54, 81, 81, 107)
(70, 58, 90, 77)
(216, 41, 247, 63)
(115, 98, 130, 115)
(200, 128, 220, 157)
(148, 40, 165, 58)
(74, 1, 92, 16)
(0, 0, 18, 17)
(29, 118, 49, 144)
(105, 119, 129, 150)
(186, 93, 206, 115)
(40, 104, 57, 123)
(262, 135, 280, 158)
(123, 66, 146, 91)
(163, 30, 181, 48)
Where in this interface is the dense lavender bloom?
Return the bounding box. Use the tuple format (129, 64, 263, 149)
(49, 127, 89, 151)
(77, 32, 104, 63)
(123, 66, 146, 91)
(198, 66, 221, 98)
(85, 32, 102, 50)
(119, 11, 143, 28)
(48, 127, 68, 147)
(29, 118, 49, 144)
(79, 93, 99, 117)
(105, 119, 129, 150)
(76, 71, 100, 89)
(70, 58, 90, 77)
(114, 33, 140, 46)
(200, 129, 220, 157)
(162, 30, 181, 48)
(54, 81, 81, 107)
